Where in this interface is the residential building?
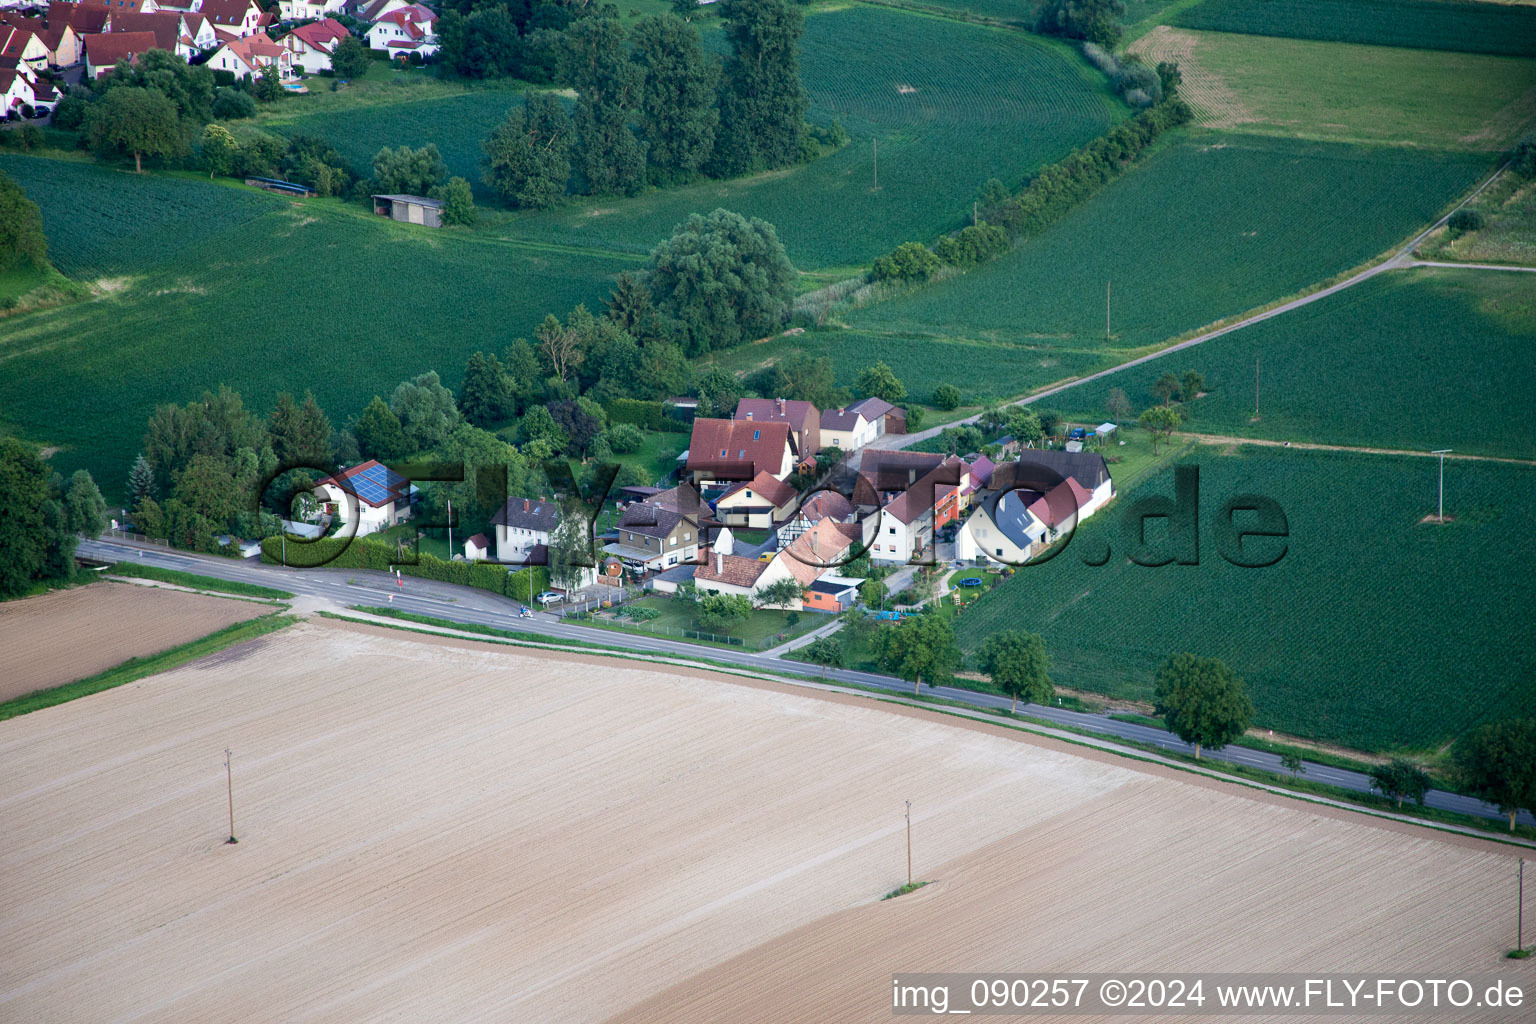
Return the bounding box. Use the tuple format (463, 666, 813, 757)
(278, 0, 346, 21)
(692, 550, 769, 601)
(684, 418, 796, 490)
(199, 0, 265, 40)
(819, 403, 876, 451)
(106, 10, 200, 56)
(88, 0, 159, 13)
(365, 3, 435, 56)
(207, 31, 290, 77)
(280, 16, 348, 73)
(851, 396, 906, 437)
(82, 29, 157, 76)
(490, 496, 559, 564)
(312, 460, 416, 537)
(803, 576, 861, 613)
(992, 449, 1115, 515)
(870, 456, 969, 564)
(775, 488, 855, 547)
(734, 397, 820, 461)
(955, 450, 1116, 566)
(11, 17, 80, 65)
(861, 449, 945, 494)
(712, 471, 798, 531)
(49, 2, 110, 37)
(0, 64, 34, 111)
(603, 504, 699, 574)
(347, 0, 412, 22)
(753, 517, 865, 610)
(0, 22, 50, 70)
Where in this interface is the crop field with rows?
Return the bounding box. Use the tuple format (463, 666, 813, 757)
(1041, 267, 1536, 459)
(705, 327, 1107, 406)
(846, 134, 1488, 353)
(0, 156, 274, 279)
(501, 4, 1121, 269)
(953, 445, 1536, 751)
(1172, 0, 1536, 58)
(0, 161, 631, 492)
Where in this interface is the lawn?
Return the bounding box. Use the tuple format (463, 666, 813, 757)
(0, 156, 633, 495)
(1129, 27, 1536, 150)
(609, 429, 688, 488)
(583, 594, 821, 648)
(1171, 0, 1536, 58)
(844, 134, 1489, 354)
(494, 4, 1122, 269)
(1040, 267, 1536, 459)
(952, 445, 1536, 751)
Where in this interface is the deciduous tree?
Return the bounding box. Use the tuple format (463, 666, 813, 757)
(711, 0, 808, 175)
(803, 635, 843, 678)
(977, 629, 1052, 711)
(0, 170, 46, 272)
(874, 612, 961, 696)
(482, 94, 573, 208)
(855, 360, 907, 403)
(632, 14, 718, 184)
(1152, 652, 1253, 759)
(1453, 718, 1536, 831)
(1368, 758, 1432, 809)
(87, 87, 184, 173)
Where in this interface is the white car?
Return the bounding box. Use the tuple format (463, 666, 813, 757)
(535, 591, 562, 607)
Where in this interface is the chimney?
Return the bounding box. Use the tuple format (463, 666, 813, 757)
(716, 550, 723, 575)
(777, 398, 785, 413)
(811, 530, 819, 556)
(523, 498, 529, 512)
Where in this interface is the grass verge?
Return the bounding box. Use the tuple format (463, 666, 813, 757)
(882, 881, 932, 900)
(0, 614, 298, 721)
(108, 563, 295, 601)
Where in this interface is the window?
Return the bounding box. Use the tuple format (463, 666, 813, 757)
(683, 532, 691, 541)
(670, 537, 677, 547)
(996, 548, 1004, 557)
(745, 491, 752, 499)
(721, 449, 727, 457)
(888, 527, 895, 534)
(752, 430, 760, 440)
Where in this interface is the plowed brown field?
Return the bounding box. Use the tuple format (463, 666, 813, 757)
(0, 621, 1525, 1023)
(0, 581, 270, 701)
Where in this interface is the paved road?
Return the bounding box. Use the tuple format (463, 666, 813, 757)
(81, 538, 1534, 829)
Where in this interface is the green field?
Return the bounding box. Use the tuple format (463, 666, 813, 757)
(1172, 0, 1536, 58)
(705, 327, 1108, 405)
(1419, 173, 1536, 267)
(494, 4, 1121, 268)
(1042, 267, 1536, 459)
(1131, 28, 1536, 150)
(845, 134, 1488, 354)
(953, 445, 1536, 751)
(0, 156, 633, 493)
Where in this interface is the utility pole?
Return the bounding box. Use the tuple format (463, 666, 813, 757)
(872, 139, 879, 191)
(1431, 450, 1452, 522)
(905, 799, 912, 887)
(224, 748, 237, 845)
(1254, 353, 1260, 420)
(972, 201, 978, 227)
(447, 497, 453, 561)
(1519, 858, 1525, 953)
(1105, 281, 1111, 340)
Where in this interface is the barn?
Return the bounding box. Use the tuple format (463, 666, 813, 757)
(371, 193, 443, 228)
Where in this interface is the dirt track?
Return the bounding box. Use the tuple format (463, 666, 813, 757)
(0, 581, 269, 701)
(0, 621, 1525, 1022)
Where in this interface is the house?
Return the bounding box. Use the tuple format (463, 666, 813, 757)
(199, 0, 265, 40)
(0, 23, 49, 71)
(684, 418, 796, 489)
(49, 2, 110, 37)
(347, 0, 413, 22)
(603, 504, 699, 575)
(105, 11, 198, 57)
(280, 16, 348, 73)
(804, 575, 861, 614)
(372, 193, 442, 227)
(82, 30, 157, 77)
(312, 460, 416, 537)
(0, 65, 34, 112)
(0, 15, 76, 66)
(734, 397, 820, 461)
(870, 456, 968, 565)
(207, 31, 291, 77)
(991, 449, 1114, 517)
(490, 496, 559, 564)
(861, 449, 945, 494)
(954, 487, 1048, 566)
(960, 453, 994, 509)
(775, 488, 854, 547)
(692, 550, 769, 601)
(365, 3, 435, 55)
(87, 0, 159, 12)
(463, 533, 491, 561)
(819, 404, 876, 451)
(751, 516, 865, 610)
(712, 471, 798, 531)
(278, 0, 346, 21)
(851, 396, 906, 437)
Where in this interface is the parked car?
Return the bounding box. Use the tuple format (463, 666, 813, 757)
(535, 590, 562, 607)
(1068, 427, 1088, 441)
(757, 551, 774, 562)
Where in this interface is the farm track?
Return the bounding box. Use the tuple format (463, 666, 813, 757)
(1179, 432, 1536, 465)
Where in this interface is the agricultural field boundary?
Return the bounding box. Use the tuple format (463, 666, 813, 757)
(1174, 433, 1536, 466)
(312, 608, 1536, 847)
(877, 158, 1512, 451)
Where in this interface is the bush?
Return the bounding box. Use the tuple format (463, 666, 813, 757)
(933, 383, 962, 410)
(871, 241, 941, 282)
(212, 88, 257, 120)
(52, 94, 89, 130)
(1123, 88, 1152, 108)
(259, 535, 548, 600)
(1112, 63, 1162, 105)
(934, 223, 1009, 267)
(1447, 208, 1485, 236)
(606, 422, 644, 453)
(605, 397, 690, 433)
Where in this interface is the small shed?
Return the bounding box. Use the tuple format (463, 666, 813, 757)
(1095, 422, 1118, 438)
(372, 193, 443, 228)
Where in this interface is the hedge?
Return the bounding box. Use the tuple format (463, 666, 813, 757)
(260, 535, 548, 600)
(605, 398, 691, 433)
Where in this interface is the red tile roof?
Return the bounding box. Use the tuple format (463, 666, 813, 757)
(1027, 478, 1093, 528)
(685, 418, 794, 479)
(881, 456, 967, 525)
(49, 2, 109, 34)
(695, 552, 768, 589)
(104, 12, 182, 52)
(777, 517, 861, 587)
(83, 30, 158, 68)
(719, 471, 798, 510)
(284, 16, 348, 53)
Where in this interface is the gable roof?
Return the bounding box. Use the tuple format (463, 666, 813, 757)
(104, 11, 182, 51)
(861, 449, 945, 492)
(83, 30, 159, 67)
(218, 30, 284, 63)
(776, 517, 862, 587)
(616, 503, 693, 541)
(491, 496, 560, 532)
(819, 405, 870, 432)
(199, 0, 260, 28)
(848, 396, 898, 421)
(795, 489, 853, 523)
(719, 471, 798, 510)
(685, 418, 794, 479)
(881, 456, 967, 525)
(316, 460, 411, 508)
(734, 397, 819, 429)
(991, 449, 1112, 494)
(695, 552, 768, 589)
(0, 67, 33, 100)
(50, 2, 110, 34)
(975, 487, 1047, 551)
(965, 454, 996, 491)
(0, 24, 41, 60)
(1027, 477, 1094, 528)
(284, 16, 348, 52)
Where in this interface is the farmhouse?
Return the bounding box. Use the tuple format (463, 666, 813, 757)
(490, 496, 560, 565)
(712, 471, 798, 531)
(372, 193, 443, 227)
(82, 30, 156, 77)
(312, 459, 416, 537)
(365, 3, 436, 56)
(280, 17, 349, 74)
(684, 418, 796, 490)
(604, 504, 699, 575)
(733, 397, 820, 461)
(955, 450, 1115, 565)
(208, 32, 291, 78)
